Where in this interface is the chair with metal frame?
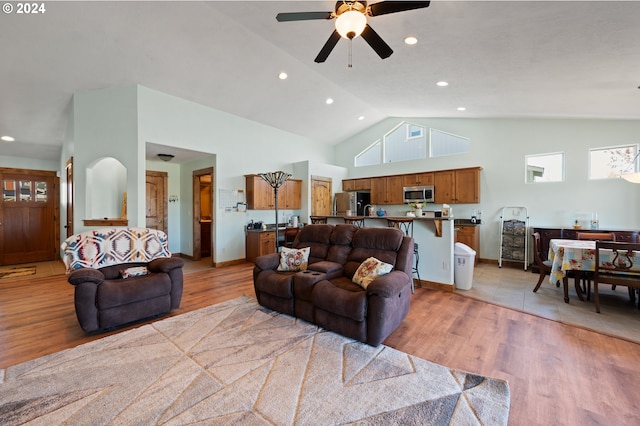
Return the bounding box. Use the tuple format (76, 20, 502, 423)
(386, 217, 419, 293)
(343, 216, 365, 227)
(593, 241, 640, 313)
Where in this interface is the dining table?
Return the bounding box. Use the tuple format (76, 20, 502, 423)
(548, 238, 640, 303)
(548, 239, 596, 303)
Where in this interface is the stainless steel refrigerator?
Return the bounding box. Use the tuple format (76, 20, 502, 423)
(334, 191, 371, 216)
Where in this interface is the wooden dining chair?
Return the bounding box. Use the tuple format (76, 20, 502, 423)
(577, 232, 616, 299)
(532, 232, 555, 292)
(593, 241, 640, 313)
(283, 227, 299, 248)
(576, 232, 616, 242)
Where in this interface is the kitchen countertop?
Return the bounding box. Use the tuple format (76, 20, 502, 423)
(327, 215, 453, 221)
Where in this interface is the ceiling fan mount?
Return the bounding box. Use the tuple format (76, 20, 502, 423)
(276, 1, 430, 64)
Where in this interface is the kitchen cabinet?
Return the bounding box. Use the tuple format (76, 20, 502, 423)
(246, 230, 276, 262)
(370, 175, 404, 205)
(434, 167, 481, 204)
(245, 175, 301, 210)
(342, 178, 371, 191)
(403, 172, 434, 186)
(245, 174, 274, 209)
(454, 224, 480, 265)
(277, 179, 302, 209)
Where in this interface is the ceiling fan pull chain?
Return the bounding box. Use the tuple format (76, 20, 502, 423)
(348, 38, 353, 68)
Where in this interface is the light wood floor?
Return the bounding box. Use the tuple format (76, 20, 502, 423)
(1, 262, 639, 425)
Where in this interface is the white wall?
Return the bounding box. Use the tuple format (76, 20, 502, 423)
(66, 86, 140, 234)
(136, 85, 335, 262)
(334, 117, 640, 260)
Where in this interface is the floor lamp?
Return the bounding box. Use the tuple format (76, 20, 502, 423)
(258, 171, 292, 252)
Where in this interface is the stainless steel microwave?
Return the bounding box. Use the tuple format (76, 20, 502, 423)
(403, 185, 434, 204)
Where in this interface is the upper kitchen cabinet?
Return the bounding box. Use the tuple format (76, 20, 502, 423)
(278, 179, 302, 210)
(434, 167, 481, 204)
(371, 175, 404, 205)
(245, 174, 274, 209)
(246, 175, 302, 210)
(342, 178, 371, 191)
(403, 172, 434, 187)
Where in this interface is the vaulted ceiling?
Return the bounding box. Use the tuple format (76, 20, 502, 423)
(1, 1, 639, 162)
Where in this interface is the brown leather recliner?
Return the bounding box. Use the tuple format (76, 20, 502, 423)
(253, 224, 414, 346)
(62, 227, 184, 333)
(67, 258, 184, 333)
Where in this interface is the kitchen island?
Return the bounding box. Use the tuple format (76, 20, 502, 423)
(326, 215, 456, 289)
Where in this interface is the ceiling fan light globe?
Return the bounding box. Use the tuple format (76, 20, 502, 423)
(335, 10, 367, 39)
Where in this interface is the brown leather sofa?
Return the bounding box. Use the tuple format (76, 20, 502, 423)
(253, 224, 414, 346)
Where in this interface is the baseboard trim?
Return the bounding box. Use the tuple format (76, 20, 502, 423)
(213, 259, 248, 268)
(416, 279, 454, 292)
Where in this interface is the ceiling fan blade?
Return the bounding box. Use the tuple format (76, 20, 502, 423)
(361, 24, 393, 59)
(368, 1, 430, 17)
(276, 11, 333, 22)
(315, 30, 342, 63)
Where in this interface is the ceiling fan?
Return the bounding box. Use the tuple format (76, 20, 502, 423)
(276, 1, 431, 64)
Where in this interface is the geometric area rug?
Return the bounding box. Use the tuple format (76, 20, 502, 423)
(0, 296, 510, 425)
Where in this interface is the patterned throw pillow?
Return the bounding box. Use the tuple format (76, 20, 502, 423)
(277, 247, 310, 272)
(352, 257, 393, 289)
(120, 266, 149, 279)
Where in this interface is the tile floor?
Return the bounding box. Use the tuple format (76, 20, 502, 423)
(462, 262, 640, 343)
(3, 258, 638, 343)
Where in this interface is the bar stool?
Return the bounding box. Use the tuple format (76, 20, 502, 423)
(310, 216, 328, 224)
(343, 216, 365, 227)
(386, 218, 420, 293)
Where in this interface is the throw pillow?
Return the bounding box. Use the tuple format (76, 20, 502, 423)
(277, 247, 310, 272)
(120, 266, 149, 279)
(352, 257, 393, 289)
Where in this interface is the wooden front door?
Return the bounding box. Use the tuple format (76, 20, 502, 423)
(311, 175, 332, 216)
(145, 171, 168, 234)
(0, 168, 59, 265)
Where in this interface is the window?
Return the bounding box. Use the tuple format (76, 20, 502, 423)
(589, 144, 638, 179)
(383, 122, 427, 163)
(430, 129, 470, 157)
(354, 140, 381, 167)
(526, 152, 565, 183)
(353, 122, 471, 166)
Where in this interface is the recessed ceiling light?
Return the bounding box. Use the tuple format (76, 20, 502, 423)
(278, 72, 288, 80)
(358, 116, 365, 121)
(404, 36, 418, 45)
(457, 107, 466, 111)
(436, 81, 449, 87)
(326, 98, 334, 105)
(1, 135, 15, 142)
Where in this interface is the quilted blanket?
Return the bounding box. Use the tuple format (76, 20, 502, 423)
(61, 227, 172, 272)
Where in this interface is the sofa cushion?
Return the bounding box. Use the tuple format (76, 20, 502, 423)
(352, 257, 393, 289)
(98, 273, 171, 309)
(254, 270, 295, 298)
(293, 224, 332, 262)
(277, 247, 310, 272)
(326, 224, 357, 264)
(313, 280, 367, 322)
(345, 228, 404, 277)
(307, 260, 343, 274)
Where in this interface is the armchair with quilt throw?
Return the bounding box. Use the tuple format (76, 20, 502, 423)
(253, 224, 414, 346)
(61, 227, 184, 333)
